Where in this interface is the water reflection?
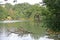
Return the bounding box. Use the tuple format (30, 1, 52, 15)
(0, 20, 54, 40)
(0, 33, 54, 40)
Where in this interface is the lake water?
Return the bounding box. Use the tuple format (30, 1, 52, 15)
(0, 20, 55, 40)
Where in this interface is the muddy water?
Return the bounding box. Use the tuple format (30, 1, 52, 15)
(0, 20, 54, 40)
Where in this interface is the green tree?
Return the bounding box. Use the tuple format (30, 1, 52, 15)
(0, 6, 8, 20)
(43, 0, 60, 32)
(5, 3, 13, 10)
(13, 3, 31, 19)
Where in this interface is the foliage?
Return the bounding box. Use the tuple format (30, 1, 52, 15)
(0, 6, 8, 20)
(12, 3, 31, 19)
(43, 0, 60, 32)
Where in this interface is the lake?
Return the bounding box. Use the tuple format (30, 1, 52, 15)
(0, 20, 55, 40)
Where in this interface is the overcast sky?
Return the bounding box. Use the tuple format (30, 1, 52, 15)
(0, 0, 43, 5)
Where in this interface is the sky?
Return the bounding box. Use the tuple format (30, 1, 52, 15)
(0, 0, 43, 5)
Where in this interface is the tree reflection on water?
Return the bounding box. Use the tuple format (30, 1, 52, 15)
(0, 20, 55, 40)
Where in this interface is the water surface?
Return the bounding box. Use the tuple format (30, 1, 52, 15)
(0, 20, 54, 40)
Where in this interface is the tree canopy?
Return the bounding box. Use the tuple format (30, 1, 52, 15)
(43, 0, 60, 32)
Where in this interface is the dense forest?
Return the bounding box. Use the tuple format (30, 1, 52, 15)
(43, 0, 60, 33)
(0, 3, 48, 20)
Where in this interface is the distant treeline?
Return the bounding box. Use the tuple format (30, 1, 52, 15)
(0, 3, 47, 20)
